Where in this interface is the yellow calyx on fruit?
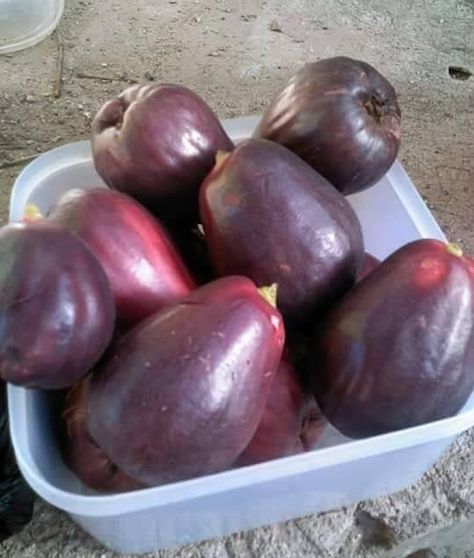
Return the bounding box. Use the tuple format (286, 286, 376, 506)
(23, 204, 43, 221)
(258, 283, 278, 308)
(447, 243, 463, 258)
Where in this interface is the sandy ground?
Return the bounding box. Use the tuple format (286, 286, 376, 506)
(0, 1, 473, 556)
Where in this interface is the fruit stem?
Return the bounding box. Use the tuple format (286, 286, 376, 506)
(23, 204, 43, 221)
(447, 243, 463, 257)
(258, 283, 278, 308)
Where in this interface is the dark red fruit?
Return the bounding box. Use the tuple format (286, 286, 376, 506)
(254, 57, 401, 195)
(309, 239, 474, 438)
(48, 188, 196, 327)
(357, 252, 381, 282)
(63, 378, 144, 493)
(87, 276, 285, 486)
(200, 139, 364, 325)
(0, 222, 115, 389)
(91, 83, 234, 218)
(235, 354, 326, 466)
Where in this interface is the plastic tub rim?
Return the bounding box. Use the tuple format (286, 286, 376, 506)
(0, 0, 65, 55)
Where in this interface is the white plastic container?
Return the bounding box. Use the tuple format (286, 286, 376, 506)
(0, 0, 64, 54)
(7, 116, 474, 554)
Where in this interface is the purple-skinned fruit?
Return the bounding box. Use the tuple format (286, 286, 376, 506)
(254, 56, 401, 195)
(200, 138, 364, 325)
(63, 378, 144, 493)
(357, 252, 381, 282)
(87, 276, 285, 486)
(235, 353, 326, 466)
(309, 239, 474, 438)
(91, 83, 234, 219)
(48, 188, 196, 328)
(0, 222, 115, 389)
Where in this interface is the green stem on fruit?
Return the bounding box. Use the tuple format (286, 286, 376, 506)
(258, 283, 278, 308)
(447, 243, 463, 257)
(23, 204, 43, 221)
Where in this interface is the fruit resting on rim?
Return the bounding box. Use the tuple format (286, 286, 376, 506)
(254, 56, 401, 195)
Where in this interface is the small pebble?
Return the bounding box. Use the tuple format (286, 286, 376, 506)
(25, 95, 35, 103)
(144, 70, 155, 81)
(101, 62, 108, 68)
(269, 20, 282, 32)
(77, 103, 84, 110)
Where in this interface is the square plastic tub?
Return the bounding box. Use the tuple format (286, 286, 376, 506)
(7, 116, 474, 554)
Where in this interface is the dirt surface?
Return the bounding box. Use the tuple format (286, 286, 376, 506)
(0, 0, 473, 557)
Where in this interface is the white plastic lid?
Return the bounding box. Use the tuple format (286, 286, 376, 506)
(0, 0, 64, 54)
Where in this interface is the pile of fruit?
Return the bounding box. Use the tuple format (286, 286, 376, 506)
(1, 56, 474, 494)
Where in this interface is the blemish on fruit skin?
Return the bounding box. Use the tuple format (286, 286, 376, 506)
(417, 315, 427, 329)
(279, 263, 292, 273)
(198, 355, 211, 369)
(323, 87, 348, 97)
(211, 331, 226, 339)
(161, 405, 168, 413)
(415, 258, 447, 288)
(223, 193, 240, 207)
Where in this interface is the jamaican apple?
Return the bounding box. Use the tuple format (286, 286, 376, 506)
(310, 239, 474, 438)
(63, 378, 144, 492)
(87, 276, 285, 486)
(0, 222, 114, 389)
(48, 188, 196, 327)
(200, 138, 364, 325)
(235, 353, 326, 466)
(91, 83, 234, 218)
(357, 252, 381, 282)
(254, 57, 401, 195)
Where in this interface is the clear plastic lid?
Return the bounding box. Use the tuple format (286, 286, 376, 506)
(0, 0, 64, 54)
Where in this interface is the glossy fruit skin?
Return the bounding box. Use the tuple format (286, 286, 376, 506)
(48, 187, 196, 327)
(91, 83, 234, 218)
(309, 239, 474, 438)
(200, 138, 364, 325)
(0, 222, 115, 389)
(357, 252, 381, 282)
(63, 378, 144, 493)
(87, 276, 285, 486)
(254, 56, 401, 195)
(235, 353, 326, 466)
